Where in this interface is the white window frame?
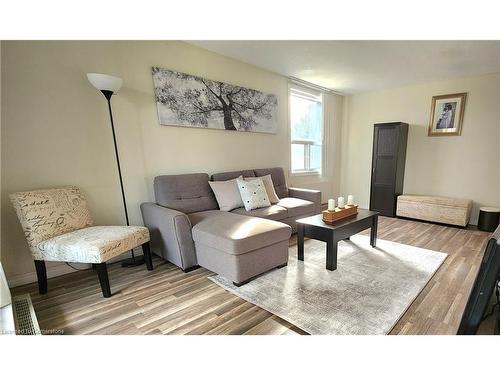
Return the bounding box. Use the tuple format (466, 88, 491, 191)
(289, 84, 324, 176)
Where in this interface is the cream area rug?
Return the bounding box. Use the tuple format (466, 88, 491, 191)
(209, 235, 447, 335)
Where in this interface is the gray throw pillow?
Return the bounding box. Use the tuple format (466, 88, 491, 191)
(237, 178, 271, 211)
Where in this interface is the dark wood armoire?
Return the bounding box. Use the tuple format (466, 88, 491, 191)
(369, 122, 409, 217)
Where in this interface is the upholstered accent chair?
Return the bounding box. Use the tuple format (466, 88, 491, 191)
(10, 186, 153, 298)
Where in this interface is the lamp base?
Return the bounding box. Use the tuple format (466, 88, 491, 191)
(121, 255, 145, 268)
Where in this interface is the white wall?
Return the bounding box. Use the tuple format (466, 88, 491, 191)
(1, 41, 343, 286)
(341, 72, 500, 224)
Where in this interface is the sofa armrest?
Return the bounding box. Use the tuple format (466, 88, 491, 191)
(140, 203, 197, 270)
(288, 187, 322, 213)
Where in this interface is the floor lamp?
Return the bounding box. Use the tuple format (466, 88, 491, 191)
(87, 73, 145, 267)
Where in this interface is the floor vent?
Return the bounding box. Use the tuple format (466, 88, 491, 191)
(12, 294, 41, 335)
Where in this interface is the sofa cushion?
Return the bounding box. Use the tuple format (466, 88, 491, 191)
(154, 173, 218, 214)
(208, 177, 244, 211)
(188, 210, 221, 226)
(211, 169, 256, 181)
(231, 204, 288, 221)
(189, 211, 291, 255)
(254, 167, 288, 199)
(237, 178, 271, 211)
(277, 197, 315, 217)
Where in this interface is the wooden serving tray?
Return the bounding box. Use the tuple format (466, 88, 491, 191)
(322, 205, 358, 223)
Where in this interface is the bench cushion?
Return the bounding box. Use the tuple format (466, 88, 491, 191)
(397, 194, 472, 227)
(398, 195, 471, 208)
(189, 211, 291, 255)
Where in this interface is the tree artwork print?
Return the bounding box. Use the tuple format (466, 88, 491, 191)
(152, 67, 278, 133)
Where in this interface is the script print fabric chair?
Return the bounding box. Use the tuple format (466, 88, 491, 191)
(10, 186, 153, 298)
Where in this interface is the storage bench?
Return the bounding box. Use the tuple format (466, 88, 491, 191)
(396, 195, 472, 227)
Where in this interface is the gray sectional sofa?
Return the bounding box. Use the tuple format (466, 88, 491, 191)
(141, 167, 321, 285)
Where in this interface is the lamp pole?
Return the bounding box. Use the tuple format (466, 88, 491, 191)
(103, 91, 129, 226)
(87, 74, 145, 267)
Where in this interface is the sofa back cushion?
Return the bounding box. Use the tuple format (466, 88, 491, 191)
(154, 173, 218, 214)
(254, 167, 288, 198)
(211, 169, 255, 181)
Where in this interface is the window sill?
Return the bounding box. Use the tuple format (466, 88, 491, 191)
(290, 170, 321, 177)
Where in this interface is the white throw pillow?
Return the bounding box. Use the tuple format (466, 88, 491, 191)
(208, 176, 244, 211)
(237, 178, 271, 211)
(245, 174, 280, 204)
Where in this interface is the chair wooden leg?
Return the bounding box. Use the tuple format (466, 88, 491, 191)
(95, 262, 111, 298)
(34, 260, 47, 294)
(142, 242, 153, 271)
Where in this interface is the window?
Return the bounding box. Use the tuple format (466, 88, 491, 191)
(290, 85, 323, 174)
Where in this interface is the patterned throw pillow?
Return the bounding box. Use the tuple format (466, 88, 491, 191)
(245, 174, 280, 204)
(237, 178, 271, 211)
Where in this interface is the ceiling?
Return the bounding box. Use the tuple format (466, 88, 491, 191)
(187, 41, 500, 94)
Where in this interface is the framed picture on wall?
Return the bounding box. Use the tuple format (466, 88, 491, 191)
(428, 92, 467, 136)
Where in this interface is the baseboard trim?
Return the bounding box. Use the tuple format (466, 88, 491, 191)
(7, 251, 136, 288)
(7, 262, 89, 288)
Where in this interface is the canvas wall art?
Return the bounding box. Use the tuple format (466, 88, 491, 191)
(428, 92, 467, 136)
(152, 67, 278, 134)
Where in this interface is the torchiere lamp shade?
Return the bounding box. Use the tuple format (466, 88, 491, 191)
(87, 73, 123, 94)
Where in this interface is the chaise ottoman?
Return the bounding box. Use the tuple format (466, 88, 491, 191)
(396, 194, 472, 227)
(189, 210, 292, 286)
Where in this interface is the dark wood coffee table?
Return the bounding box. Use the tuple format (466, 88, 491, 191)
(296, 209, 379, 271)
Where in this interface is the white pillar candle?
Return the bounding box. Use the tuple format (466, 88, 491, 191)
(328, 198, 335, 211)
(338, 196, 345, 208)
(347, 195, 354, 206)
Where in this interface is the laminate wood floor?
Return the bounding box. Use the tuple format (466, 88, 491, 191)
(11, 217, 491, 335)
